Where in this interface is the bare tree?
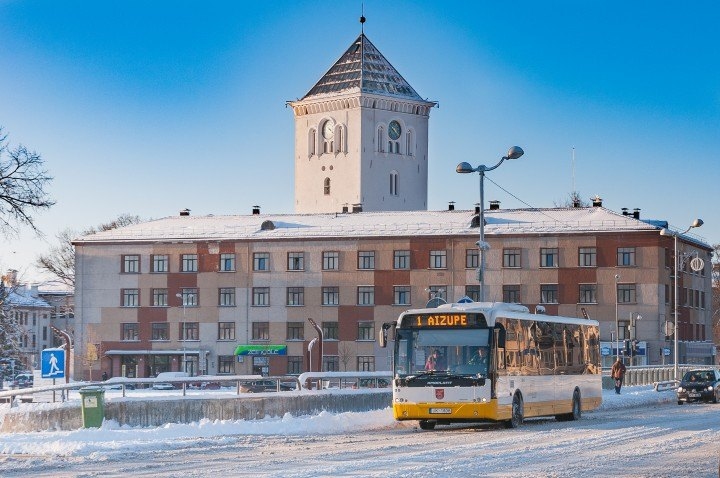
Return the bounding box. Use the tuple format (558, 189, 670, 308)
(553, 191, 590, 208)
(0, 274, 23, 363)
(338, 342, 353, 371)
(0, 128, 55, 236)
(36, 214, 142, 287)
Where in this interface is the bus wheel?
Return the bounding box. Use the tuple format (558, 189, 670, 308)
(419, 420, 436, 430)
(504, 393, 524, 429)
(557, 389, 581, 422)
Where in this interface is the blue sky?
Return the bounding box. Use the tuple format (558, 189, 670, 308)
(1, 1, 718, 281)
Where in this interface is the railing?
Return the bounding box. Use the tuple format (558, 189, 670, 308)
(298, 371, 393, 390)
(602, 365, 698, 390)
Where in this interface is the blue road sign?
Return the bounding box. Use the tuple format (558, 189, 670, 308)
(41, 349, 66, 379)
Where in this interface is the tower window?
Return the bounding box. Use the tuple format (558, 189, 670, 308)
(406, 129, 414, 157)
(377, 126, 385, 153)
(390, 171, 398, 196)
(324, 177, 331, 195)
(308, 128, 316, 156)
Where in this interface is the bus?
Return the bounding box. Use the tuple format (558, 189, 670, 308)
(379, 301, 602, 430)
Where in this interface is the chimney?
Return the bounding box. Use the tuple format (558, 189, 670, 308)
(621, 208, 629, 216)
(252, 205, 261, 215)
(474, 203, 481, 214)
(448, 201, 455, 211)
(179, 209, 191, 217)
(633, 208, 641, 219)
(352, 203, 363, 213)
(591, 195, 603, 207)
(489, 200, 500, 211)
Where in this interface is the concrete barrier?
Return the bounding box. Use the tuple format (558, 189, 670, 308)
(0, 390, 392, 433)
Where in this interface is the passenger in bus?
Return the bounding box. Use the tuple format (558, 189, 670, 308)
(468, 347, 489, 373)
(425, 350, 439, 370)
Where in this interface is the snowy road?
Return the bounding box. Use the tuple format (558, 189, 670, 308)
(1, 388, 719, 477)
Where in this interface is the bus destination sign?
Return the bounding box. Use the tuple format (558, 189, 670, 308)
(412, 314, 469, 327)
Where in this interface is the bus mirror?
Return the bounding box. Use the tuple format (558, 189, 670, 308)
(379, 322, 394, 348)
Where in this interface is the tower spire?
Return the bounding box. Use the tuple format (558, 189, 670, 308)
(360, 4, 365, 34)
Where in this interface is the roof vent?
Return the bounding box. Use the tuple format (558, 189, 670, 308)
(474, 203, 481, 214)
(352, 203, 363, 213)
(342, 205, 349, 213)
(592, 195, 603, 207)
(179, 209, 191, 216)
(448, 201, 455, 211)
(633, 208, 641, 219)
(489, 200, 500, 210)
(622, 208, 629, 216)
(252, 205, 260, 215)
(260, 220, 275, 231)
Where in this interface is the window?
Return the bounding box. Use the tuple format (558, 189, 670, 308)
(218, 322, 235, 340)
(502, 285, 520, 303)
(152, 289, 168, 307)
(287, 322, 304, 341)
(181, 254, 198, 272)
(252, 322, 269, 341)
(428, 285, 446, 301)
(465, 285, 481, 302)
(322, 286, 339, 306)
(617, 283, 637, 303)
(122, 323, 139, 341)
(503, 249, 521, 268)
(665, 284, 671, 305)
(394, 286, 411, 305)
(429, 250, 447, 269)
(579, 284, 597, 304)
(122, 289, 139, 307)
(540, 248, 558, 268)
(390, 171, 398, 196)
(324, 177, 331, 195)
(466, 249, 478, 269)
(358, 286, 375, 305)
(358, 322, 375, 341)
(219, 253, 235, 271)
(358, 251, 375, 270)
(322, 322, 339, 340)
(323, 356, 339, 372)
(253, 252, 269, 271)
(617, 247, 636, 266)
(357, 356, 375, 371)
(406, 129, 414, 157)
(287, 287, 305, 306)
(540, 284, 559, 304)
(322, 251, 339, 270)
(218, 355, 235, 374)
(288, 252, 304, 271)
(252, 287, 269, 306)
(180, 288, 198, 306)
(579, 247, 597, 267)
(287, 356, 303, 375)
(123, 255, 140, 273)
(394, 250, 410, 269)
(151, 323, 168, 341)
(377, 126, 385, 153)
(219, 288, 236, 307)
(152, 255, 169, 273)
(308, 128, 316, 156)
(182, 322, 199, 341)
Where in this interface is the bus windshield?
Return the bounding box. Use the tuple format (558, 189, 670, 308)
(395, 328, 491, 377)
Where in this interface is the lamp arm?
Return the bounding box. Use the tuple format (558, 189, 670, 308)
(482, 156, 508, 173)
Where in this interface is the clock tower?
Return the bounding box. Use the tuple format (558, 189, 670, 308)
(289, 33, 436, 214)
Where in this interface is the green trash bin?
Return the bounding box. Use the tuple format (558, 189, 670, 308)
(79, 386, 105, 428)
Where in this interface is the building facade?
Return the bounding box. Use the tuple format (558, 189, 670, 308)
(72, 205, 714, 379)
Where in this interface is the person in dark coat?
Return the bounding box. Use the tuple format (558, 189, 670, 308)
(610, 358, 627, 394)
(102, 371, 108, 381)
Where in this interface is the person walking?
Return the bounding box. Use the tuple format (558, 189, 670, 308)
(611, 358, 627, 394)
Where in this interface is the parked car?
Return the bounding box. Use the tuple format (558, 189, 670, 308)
(12, 373, 33, 389)
(357, 378, 390, 389)
(677, 369, 720, 404)
(102, 376, 136, 390)
(239, 379, 295, 393)
(152, 371, 188, 390)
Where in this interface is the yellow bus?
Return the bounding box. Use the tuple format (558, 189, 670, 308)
(380, 301, 602, 430)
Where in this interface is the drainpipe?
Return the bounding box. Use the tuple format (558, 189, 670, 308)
(307, 318, 323, 372)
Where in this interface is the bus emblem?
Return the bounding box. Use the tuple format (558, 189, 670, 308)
(435, 389, 444, 399)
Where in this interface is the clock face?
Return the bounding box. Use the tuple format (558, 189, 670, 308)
(388, 120, 401, 140)
(322, 120, 335, 139)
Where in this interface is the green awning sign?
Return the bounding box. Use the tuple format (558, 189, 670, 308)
(234, 345, 287, 356)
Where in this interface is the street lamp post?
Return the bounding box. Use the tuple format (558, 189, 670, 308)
(456, 146, 524, 302)
(660, 218, 703, 381)
(615, 274, 620, 361)
(175, 293, 187, 374)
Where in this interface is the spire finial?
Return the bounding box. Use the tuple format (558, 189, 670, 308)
(360, 3, 365, 33)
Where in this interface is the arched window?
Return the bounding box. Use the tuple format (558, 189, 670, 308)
(377, 126, 385, 153)
(406, 129, 414, 157)
(324, 177, 331, 195)
(308, 128, 316, 157)
(335, 124, 345, 154)
(390, 171, 399, 196)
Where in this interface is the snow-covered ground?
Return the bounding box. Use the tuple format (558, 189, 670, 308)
(1, 386, 718, 477)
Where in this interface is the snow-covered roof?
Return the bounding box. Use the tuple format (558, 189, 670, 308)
(4, 288, 52, 309)
(300, 34, 432, 103)
(72, 207, 709, 247)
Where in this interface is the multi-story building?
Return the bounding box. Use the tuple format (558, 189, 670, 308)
(73, 203, 713, 379)
(71, 30, 714, 379)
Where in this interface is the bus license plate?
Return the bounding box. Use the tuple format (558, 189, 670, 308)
(429, 408, 451, 414)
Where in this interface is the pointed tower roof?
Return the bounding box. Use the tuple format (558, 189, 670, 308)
(301, 34, 427, 102)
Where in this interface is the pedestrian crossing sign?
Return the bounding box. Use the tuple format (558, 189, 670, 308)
(41, 348, 66, 379)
